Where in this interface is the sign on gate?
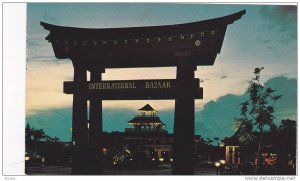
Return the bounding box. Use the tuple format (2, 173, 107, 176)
(64, 79, 203, 100)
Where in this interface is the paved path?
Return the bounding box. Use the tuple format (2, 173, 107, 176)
(27, 166, 217, 175)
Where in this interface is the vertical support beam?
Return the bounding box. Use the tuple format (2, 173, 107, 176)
(88, 68, 105, 174)
(71, 64, 88, 175)
(172, 51, 196, 175)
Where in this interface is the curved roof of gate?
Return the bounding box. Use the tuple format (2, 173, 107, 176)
(41, 10, 245, 41)
(41, 10, 246, 69)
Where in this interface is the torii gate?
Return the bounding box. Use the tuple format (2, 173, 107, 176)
(41, 10, 245, 175)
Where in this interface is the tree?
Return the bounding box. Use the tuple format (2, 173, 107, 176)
(276, 119, 296, 173)
(206, 137, 213, 145)
(25, 123, 33, 143)
(32, 129, 46, 142)
(234, 67, 282, 174)
(279, 119, 296, 132)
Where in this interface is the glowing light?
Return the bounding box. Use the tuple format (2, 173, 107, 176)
(152, 158, 155, 161)
(72, 141, 76, 146)
(25, 156, 30, 161)
(215, 161, 221, 167)
(87, 123, 90, 130)
(113, 162, 116, 165)
(219, 143, 225, 147)
(220, 160, 225, 164)
(159, 158, 164, 162)
(170, 158, 174, 162)
(130, 158, 133, 161)
(195, 40, 201, 46)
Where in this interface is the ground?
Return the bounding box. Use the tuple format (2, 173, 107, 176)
(27, 164, 217, 175)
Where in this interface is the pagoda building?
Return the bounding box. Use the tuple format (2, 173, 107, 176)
(125, 104, 172, 161)
(126, 104, 167, 133)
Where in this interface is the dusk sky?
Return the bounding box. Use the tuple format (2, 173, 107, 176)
(26, 3, 297, 142)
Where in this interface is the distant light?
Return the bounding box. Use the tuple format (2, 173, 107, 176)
(152, 158, 155, 161)
(87, 123, 90, 130)
(170, 158, 174, 162)
(219, 143, 225, 147)
(113, 162, 116, 165)
(220, 160, 226, 164)
(72, 141, 76, 146)
(25, 156, 30, 161)
(130, 158, 133, 161)
(215, 161, 221, 167)
(159, 158, 164, 162)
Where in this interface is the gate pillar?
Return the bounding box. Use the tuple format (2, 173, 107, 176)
(173, 51, 196, 175)
(88, 68, 105, 174)
(71, 62, 89, 175)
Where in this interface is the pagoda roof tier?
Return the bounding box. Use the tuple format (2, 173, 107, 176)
(41, 10, 245, 69)
(138, 104, 156, 111)
(128, 116, 165, 125)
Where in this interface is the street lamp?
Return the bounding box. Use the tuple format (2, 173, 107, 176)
(219, 160, 226, 174)
(25, 153, 30, 175)
(215, 161, 221, 175)
(220, 160, 226, 165)
(41, 157, 45, 168)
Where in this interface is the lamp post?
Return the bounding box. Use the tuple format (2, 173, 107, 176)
(215, 161, 221, 175)
(219, 160, 226, 174)
(25, 153, 30, 175)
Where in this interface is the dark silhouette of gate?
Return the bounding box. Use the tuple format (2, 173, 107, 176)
(41, 10, 245, 175)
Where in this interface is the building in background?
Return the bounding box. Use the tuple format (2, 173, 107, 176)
(125, 104, 173, 162)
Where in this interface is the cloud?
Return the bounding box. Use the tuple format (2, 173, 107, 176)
(26, 76, 297, 142)
(256, 39, 271, 44)
(267, 45, 276, 50)
(196, 76, 297, 142)
(259, 6, 297, 42)
(26, 106, 175, 141)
